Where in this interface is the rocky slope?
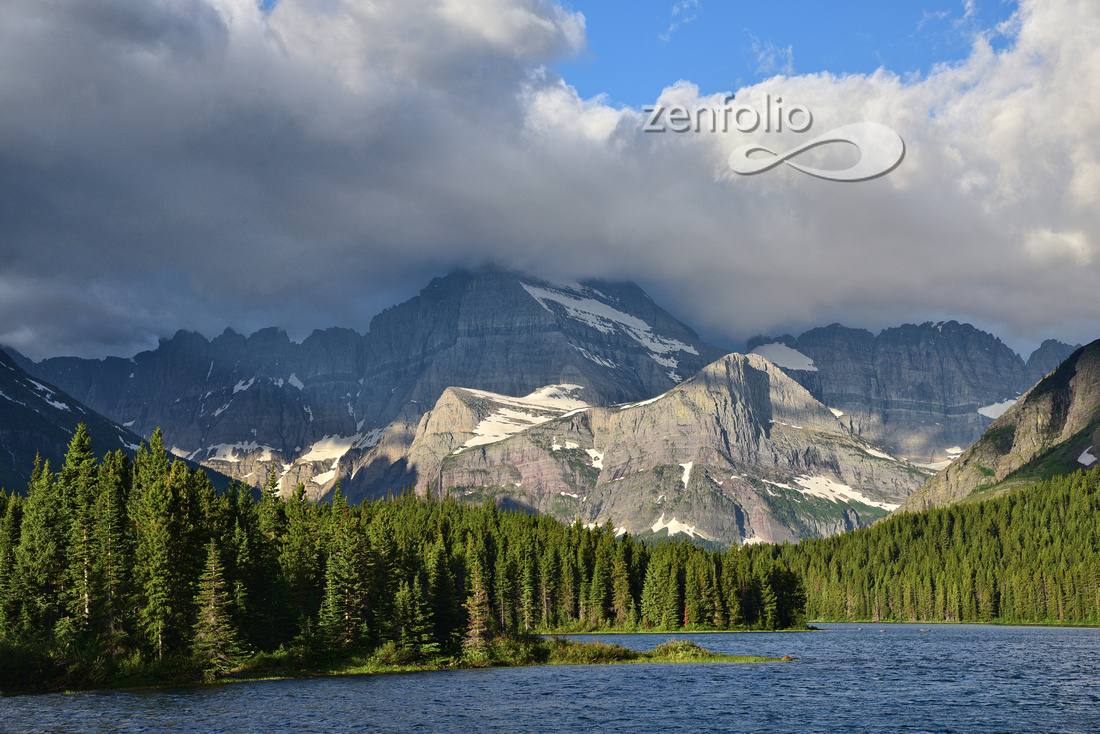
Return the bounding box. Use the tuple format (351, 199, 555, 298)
(17, 269, 725, 498)
(747, 323, 1080, 465)
(0, 350, 143, 492)
(399, 353, 929, 546)
(900, 339, 1100, 511)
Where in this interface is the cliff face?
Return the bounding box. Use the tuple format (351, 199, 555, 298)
(749, 322, 1080, 464)
(900, 340, 1100, 511)
(21, 269, 725, 498)
(406, 354, 928, 546)
(0, 350, 143, 492)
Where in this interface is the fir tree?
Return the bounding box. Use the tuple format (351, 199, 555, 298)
(463, 559, 491, 650)
(94, 450, 133, 655)
(0, 493, 24, 636)
(12, 457, 67, 636)
(133, 430, 185, 659)
(192, 540, 244, 679)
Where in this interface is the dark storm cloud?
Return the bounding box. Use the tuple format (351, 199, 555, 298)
(0, 0, 1096, 360)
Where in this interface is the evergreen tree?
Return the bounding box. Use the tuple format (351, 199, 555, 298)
(192, 540, 244, 679)
(93, 450, 133, 655)
(0, 493, 24, 635)
(132, 430, 186, 658)
(12, 457, 67, 636)
(463, 559, 491, 651)
(59, 425, 99, 630)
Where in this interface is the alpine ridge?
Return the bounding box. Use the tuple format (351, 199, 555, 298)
(900, 338, 1100, 510)
(17, 269, 725, 498)
(747, 322, 1080, 464)
(403, 353, 927, 546)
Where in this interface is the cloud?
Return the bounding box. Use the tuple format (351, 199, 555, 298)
(0, 0, 1097, 360)
(660, 0, 700, 42)
(747, 33, 794, 76)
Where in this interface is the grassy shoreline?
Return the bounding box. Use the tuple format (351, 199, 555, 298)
(2, 637, 785, 697)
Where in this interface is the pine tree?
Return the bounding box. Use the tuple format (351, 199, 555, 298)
(610, 544, 635, 628)
(280, 483, 320, 639)
(0, 493, 24, 636)
(59, 424, 98, 630)
(12, 457, 67, 636)
(93, 450, 133, 655)
(133, 430, 186, 659)
(192, 540, 244, 679)
(395, 577, 435, 653)
(318, 486, 364, 649)
(463, 559, 491, 651)
(425, 533, 458, 648)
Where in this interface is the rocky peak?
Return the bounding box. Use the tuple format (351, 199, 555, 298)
(901, 339, 1100, 510)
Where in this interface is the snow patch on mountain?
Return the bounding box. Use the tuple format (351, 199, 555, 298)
(651, 513, 712, 541)
(521, 283, 698, 370)
(679, 462, 693, 487)
(586, 449, 604, 469)
(457, 384, 590, 450)
(0, 390, 25, 407)
(233, 378, 255, 393)
(861, 446, 896, 461)
(1079, 446, 1097, 467)
(299, 435, 360, 464)
(978, 398, 1017, 419)
(205, 442, 275, 463)
(749, 344, 818, 371)
(793, 475, 899, 511)
(571, 345, 618, 369)
(288, 373, 304, 390)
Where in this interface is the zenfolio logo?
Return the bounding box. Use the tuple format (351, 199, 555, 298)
(643, 94, 905, 182)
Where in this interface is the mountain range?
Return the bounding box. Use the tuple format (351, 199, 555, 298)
(3, 267, 1089, 546)
(747, 324, 1078, 465)
(0, 349, 142, 491)
(901, 338, 1100, 510)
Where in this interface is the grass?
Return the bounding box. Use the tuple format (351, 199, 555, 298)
(2, 635, 783, 696)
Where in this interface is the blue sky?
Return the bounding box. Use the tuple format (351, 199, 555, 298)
(556, 0, 1017, 106)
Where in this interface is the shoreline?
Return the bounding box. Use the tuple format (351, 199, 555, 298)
(2, 637, 785, 698)
(807, 619, 1100, 629)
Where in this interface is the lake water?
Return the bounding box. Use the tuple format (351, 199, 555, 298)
(3, 624, 1099, 733)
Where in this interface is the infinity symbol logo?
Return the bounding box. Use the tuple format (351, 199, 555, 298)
(728, 122, 905, 182)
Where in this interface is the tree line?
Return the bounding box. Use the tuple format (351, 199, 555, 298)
(752, 467, 1100, 623)
(0, 425, 806, 687)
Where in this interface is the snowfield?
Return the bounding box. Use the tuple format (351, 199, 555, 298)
(749, 344, 818, 371)
(459, 384, 589, 449)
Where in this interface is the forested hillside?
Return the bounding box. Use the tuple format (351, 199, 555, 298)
(759, 467, 1100, 623)
(0, 425, 805, 691)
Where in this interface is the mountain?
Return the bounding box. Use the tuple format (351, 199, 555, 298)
(18, 269, 726, 497)
(0, 349, 143, 492)
(746, 323, 1080, 465)
(401, 353, 928, 546)
(900, 339, 1100, 511)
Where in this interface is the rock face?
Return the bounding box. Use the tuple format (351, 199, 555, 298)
(0, 349, 143, 492)
(747, 323, 1080, 464)
(900, 339, 1100, 511)
(405, 353, 929, 546)
(20, 269, 725, 498)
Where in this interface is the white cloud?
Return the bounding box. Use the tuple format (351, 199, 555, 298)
(748, 34, 794, 76)
(0, 0, 1098, 360)
(660, 0, 700, 42)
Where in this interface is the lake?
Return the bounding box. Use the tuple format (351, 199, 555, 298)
(3, 624, 1099, 733)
